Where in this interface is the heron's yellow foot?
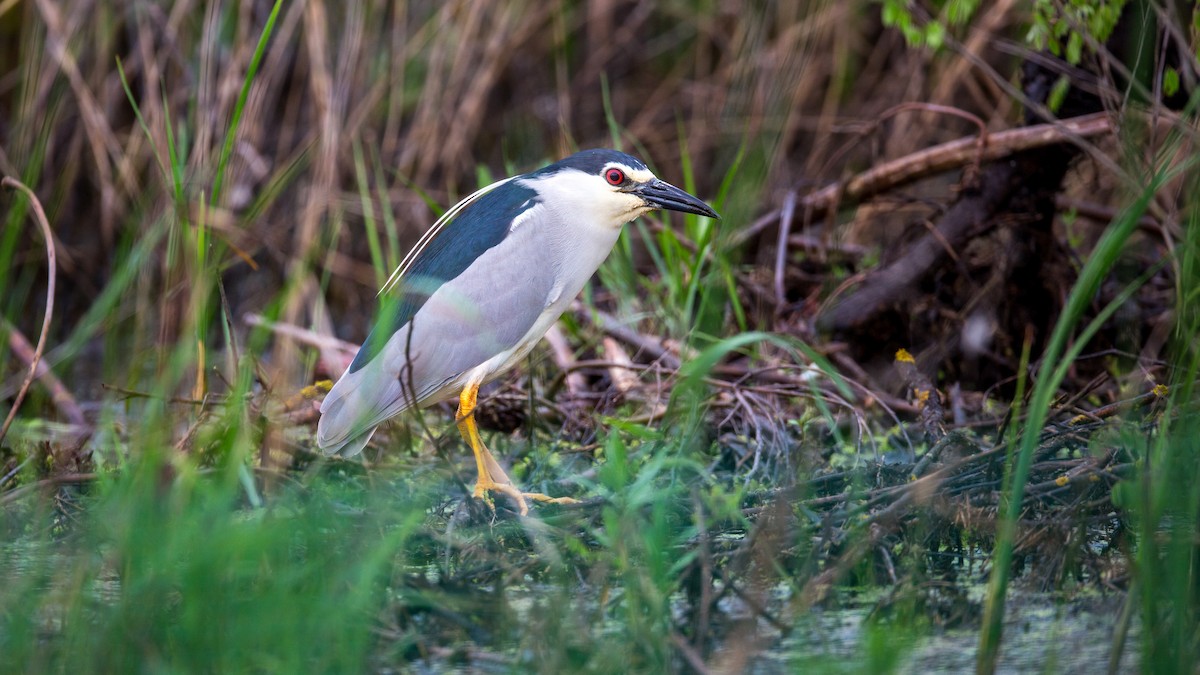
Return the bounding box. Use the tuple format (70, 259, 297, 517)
(471, 478, 579, 516)
(456, 383, 576, 516)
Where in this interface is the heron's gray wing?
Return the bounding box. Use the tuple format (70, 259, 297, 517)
(317, 197, 559, 455)
(350, 178, 541, 374)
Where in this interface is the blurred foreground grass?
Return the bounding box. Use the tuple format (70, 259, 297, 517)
(2, 455, 422, 673)
(0, 423, 903, 673)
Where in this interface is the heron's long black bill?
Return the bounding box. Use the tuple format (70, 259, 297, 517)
(637, 180, 720, 219)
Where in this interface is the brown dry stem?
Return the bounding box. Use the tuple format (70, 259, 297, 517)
(0, 177, 58, 448)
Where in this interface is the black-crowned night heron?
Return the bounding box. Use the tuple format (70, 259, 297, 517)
(317, 149, 719, 514)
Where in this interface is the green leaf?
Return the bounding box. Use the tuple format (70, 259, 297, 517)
(1047, 75, 1071, 113)
(881, 0, 902, 26)
(925, 22, 946, 50)
(1066, 31, 1083, 64)
(1164, 67, 1180, 98)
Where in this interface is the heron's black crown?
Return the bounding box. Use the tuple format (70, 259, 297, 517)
(534, 148, 648, 177)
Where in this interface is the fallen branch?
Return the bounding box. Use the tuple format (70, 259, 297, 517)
(734, 112, 1113, 246)
(815, 155, 1022, 331)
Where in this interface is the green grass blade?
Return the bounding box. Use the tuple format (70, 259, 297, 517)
(210, 0, 284, 209)
(114, 56, 167, 185)
(353, 138, 387, 286)
(977, 175, 1164, 673)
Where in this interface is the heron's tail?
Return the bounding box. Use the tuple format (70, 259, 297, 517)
(316, 383, 377, 457)
(316, 358, 407, 457)
(316, 424, 377, 458)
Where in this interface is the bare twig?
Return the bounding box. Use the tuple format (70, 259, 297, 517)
(823, 102, 990, 197)
(601, 337, 639, 396)
(243, 312, 357, 376)
(575, 304, 682, 370)
(0, 472, 95, 506)
(877, 102, 989, 183)
(670, 630, 714, 675)
(544, 324, 587, 396)
(99, 383, 213, 407)
(0, 178, 57, 448)
(1056, 195, 1162, 233)
(773, 190, 797, 308)
(2, 318, 84, 426)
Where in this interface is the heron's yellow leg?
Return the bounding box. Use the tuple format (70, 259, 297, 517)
(455, 383, 579, 516)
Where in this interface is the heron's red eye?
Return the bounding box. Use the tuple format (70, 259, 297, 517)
(605, 168, 625, 185)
